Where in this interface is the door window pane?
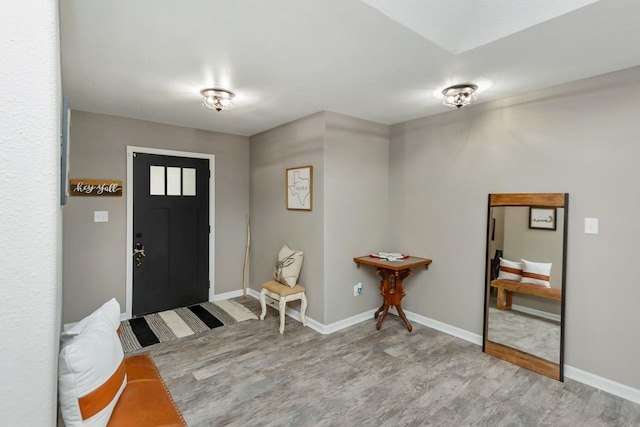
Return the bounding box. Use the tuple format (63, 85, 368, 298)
(183, 168, 196, 196)
(150, 166, 165, 195)
(167, 167, 181, 196)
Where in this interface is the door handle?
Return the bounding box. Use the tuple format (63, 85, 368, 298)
(134, 243, 145, 267)
(133, 242, 145, 257)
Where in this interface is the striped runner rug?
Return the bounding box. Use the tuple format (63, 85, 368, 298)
(119, 300, 257, 353)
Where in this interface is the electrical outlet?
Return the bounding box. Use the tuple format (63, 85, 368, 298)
(354, 282, 363, 296)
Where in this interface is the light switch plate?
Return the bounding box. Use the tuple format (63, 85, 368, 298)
(94, 211, 109, 222)
(584, 217, 598, 234)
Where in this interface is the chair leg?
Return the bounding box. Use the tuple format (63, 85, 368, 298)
(278, 298, 286, 334)
(300, 293, 307, 327)
(259, 289, 267, 320)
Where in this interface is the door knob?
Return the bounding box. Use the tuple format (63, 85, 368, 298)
(134, 243, 145, 267)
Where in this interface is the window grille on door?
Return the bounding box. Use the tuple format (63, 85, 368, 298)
(149, 166, 197, 196)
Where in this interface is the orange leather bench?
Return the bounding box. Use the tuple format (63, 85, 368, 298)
(108, 354, 186, 427)
(58, 299, 185, 427)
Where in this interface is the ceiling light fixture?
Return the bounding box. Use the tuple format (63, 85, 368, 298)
(200, 88, 235, 111)
(441, 84, 478, 109)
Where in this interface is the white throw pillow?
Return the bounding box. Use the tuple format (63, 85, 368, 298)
(61, 298, 121, 342)
(521, 259, 552, 287)
(59, 310, 127, 427)
(273, 244, 304, 287)
(497, 258, 523, 281)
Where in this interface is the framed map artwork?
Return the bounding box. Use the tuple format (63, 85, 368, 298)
(286, 165, 313, 211)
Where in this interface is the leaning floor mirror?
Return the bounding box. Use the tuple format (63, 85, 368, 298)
(483, 193, 568, 381)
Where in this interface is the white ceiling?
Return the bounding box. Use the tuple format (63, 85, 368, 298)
(60, 0, 640, 137)
(360, 0, 600, 54)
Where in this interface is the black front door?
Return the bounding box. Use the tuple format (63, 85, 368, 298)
(132, 152, 209, 316)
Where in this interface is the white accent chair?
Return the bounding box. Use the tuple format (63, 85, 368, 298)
(259, 280, 307, 334)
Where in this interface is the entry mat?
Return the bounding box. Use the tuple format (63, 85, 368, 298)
(119, 300, 257, 353)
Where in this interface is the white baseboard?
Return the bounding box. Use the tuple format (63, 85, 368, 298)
(402, 309, 483, 345)
(245, 289, 480, 339)
(213, 289, 245, 301)
(246, 288, 375, 334)
(400, 308, 639, 404)
(564, 365, 640, 404)
(236, 289, 640, 405)
(247, 288, 331, 332)
(318, 309, 379, 334)
(511, 304, 561, 322)
(246, 288, 261, 300)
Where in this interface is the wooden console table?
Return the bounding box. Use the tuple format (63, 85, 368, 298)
(354, 255, 432, 332)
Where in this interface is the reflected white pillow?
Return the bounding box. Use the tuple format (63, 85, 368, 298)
(521, 259, 552, 287)
(497, 258, 523, 281)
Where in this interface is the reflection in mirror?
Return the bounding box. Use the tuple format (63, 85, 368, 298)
(488, 206, 563, 362)
(483, 193, 568, 381)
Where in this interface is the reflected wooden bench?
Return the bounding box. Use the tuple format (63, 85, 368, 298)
(490, 279, 562, 310)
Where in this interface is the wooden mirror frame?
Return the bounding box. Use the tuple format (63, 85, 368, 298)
(482, 193, 569, 381)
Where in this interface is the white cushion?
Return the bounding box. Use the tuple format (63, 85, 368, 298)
(273, 244, 304, 287)
(521, 259, 552, 287)
(497, 258, 523, 281)
(59, 310, 126, 427)
(61, 298, 121, 342)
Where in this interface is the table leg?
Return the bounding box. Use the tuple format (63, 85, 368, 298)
(374, 303, 385, 319)
(395, 304, 412, 332)
(376, 303, 390, 330)
(375, 268, 390, 326)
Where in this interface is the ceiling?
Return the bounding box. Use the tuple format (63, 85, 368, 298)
(60, 0, 640, 137)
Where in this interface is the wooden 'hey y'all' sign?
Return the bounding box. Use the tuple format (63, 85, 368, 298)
(70, 179, 123, 197)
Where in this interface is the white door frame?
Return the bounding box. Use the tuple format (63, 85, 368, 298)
(125, 146, 215, 320)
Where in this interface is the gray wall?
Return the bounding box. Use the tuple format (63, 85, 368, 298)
(489, 205, 505, 260)
(63, 111, 249, 323)
(249, 112, 390, 325)
(389, 66, 640, 390)
(249, 113, 326, 321)
(324, 112, 390, 323)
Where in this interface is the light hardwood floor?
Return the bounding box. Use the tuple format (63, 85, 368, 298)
(134, 297, 640, 427)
